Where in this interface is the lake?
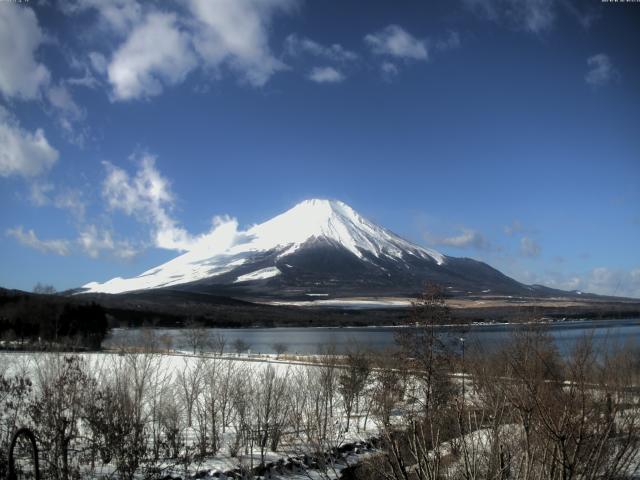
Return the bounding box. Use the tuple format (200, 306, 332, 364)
(103, 318, 640, 356)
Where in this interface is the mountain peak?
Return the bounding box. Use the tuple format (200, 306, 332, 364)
(82, 199, 445, 294)
(289, 198, 353, 218)
(274, 198, 359, 230)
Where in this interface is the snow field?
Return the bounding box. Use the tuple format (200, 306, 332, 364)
(0, 351, 380, 479)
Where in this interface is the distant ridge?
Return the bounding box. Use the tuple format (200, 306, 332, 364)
(81, 199, 593, 299)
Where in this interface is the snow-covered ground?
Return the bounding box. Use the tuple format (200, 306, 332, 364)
(265, 298, 413, 308)
(1, 351, 380, 479)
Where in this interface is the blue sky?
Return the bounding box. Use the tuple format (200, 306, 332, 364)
(0, 0, 639, 297)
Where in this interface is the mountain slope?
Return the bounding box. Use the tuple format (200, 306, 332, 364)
(82, 199, 534, 298)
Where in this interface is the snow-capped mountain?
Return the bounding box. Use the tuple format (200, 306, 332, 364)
(82, 199, 530, 298)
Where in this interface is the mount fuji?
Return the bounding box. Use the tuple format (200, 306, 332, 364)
(81, 199, 547, 299)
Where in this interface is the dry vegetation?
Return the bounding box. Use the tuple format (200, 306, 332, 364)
(0, 285, 639, 479)
(354, 285, 640, 480)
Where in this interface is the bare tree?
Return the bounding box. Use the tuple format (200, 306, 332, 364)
(157, 392, 184, 459)
(338, 348, 371, 432)
(182, 318, 209, 354)
(33, 282, 56, 295)
(176, 357, 204, 428)
(229, 369, 255, 458)
(211, 332, 227, 356)
(233, 338, 250, 355)
(195, 356, 232, 456)
(254, 364, 291, 463)
(28, 355, 95, 480)
(0, 369, 33, 478)
(85, 373, 148, 480)
(376, 285, 457, 480)
(272, 342, 288, 358)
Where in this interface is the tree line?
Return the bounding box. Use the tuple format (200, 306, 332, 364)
(0, 288, 108, 350)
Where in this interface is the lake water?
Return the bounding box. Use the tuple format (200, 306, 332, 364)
(104, 318, 640, 356)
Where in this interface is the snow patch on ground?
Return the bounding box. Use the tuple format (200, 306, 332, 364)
(267, 298, 413, 308)
(234, 266, 281, 283)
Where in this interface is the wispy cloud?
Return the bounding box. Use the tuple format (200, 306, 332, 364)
(284, 34, 358, 62)
(46, 83, 89, 145)
(102, 152, 234, 252)
(462, 0, 556, 34)
(428, 227, 492, 250)
(59, 0, 143, 35)
(6, 226, 70, 256)
(364, 25, 428, 61)
(53, 188, 87, 221)
(7, 224, 139, 260)
(8, 148, 236, 259)
(308, 66, 345, 84)
(28, 182, 86, 220)
(520, 236, 541, 257)
(504, 219, 526, 236)
(102, 153, 194, 250)
(29, 181, 54, 206)
(78, 225, 139, 260)
(434, 31, 461, 52)
(380, 62, 399, 81)
(524, 267, 640, 299)
(585, 53, 618, 88)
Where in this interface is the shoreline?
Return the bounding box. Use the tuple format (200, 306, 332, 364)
(106, 315, 640, 330)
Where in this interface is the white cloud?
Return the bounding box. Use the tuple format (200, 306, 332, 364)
(54, 188, 86, 220)
(0, 110, 59, 178)
(77, 225, 114, 258)
(284, 34, 358, 62)
(101, 153, 241, 253)
(308, 66, 345, 84)
(0, 5, 50, 99)
(108, 12, 197, 101)
(78, 225, 138, 260)
(563, 2, 600, 30)
(504, 219, 525, 236)
(46, 83, 89, 145)
(6, 226, 70, 256)
(67, 70, 100, 90)
(364, 25, 428, 61)
(102, 154, 197, 251)
(62, 0, 298, 98)
(530, 267, 640, 299)
(380, 62, 399, 80)
(59, 0, 142, 35)
(588, 267, 640, 298)
(520, 236, 541, 257)
(47, 84, 84, 119)
(89, 51, 108, 75)
(462, 0, 556, 34)
(434, 31, 461, 52)
(188, 0, 295, 87)
(189, 0, 296, 86)
(433, 228, 491, 250)
(6, 224, 139, 260)
(585, 53, 618, 88)
(29, 181, 54, 206)
(27, 181, 87, 220)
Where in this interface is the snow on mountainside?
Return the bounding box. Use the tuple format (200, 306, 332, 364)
(82, 199, 445, 294)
